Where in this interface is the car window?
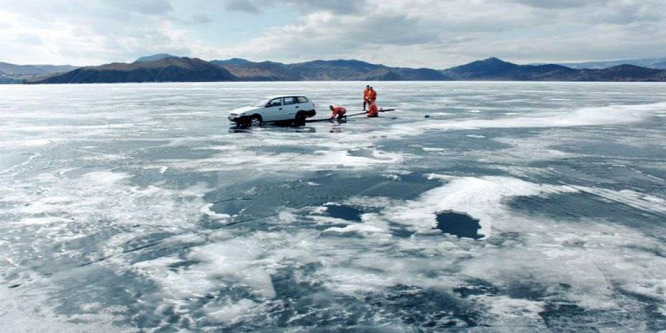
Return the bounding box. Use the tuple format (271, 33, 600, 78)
(283, 97, 297, 105)
(267, 98, 282, 107)
(297, 97, 308, 103)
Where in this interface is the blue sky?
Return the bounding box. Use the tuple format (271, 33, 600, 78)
(1, 0, 665, 68)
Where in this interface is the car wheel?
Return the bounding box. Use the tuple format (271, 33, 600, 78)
(250, 115, 262, 127)
(295, 112, 307, 126)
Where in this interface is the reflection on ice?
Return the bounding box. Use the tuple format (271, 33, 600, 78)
(228, 124, 318, 134)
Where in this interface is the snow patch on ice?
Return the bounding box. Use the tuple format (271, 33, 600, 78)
(18, 216, 72, 225)
(322, 224, 387, 237)
(133, 237, 276, 299)
(200, 203, 232, 224)
(386, 175, 577, 238)
(205, 299, 262, 325)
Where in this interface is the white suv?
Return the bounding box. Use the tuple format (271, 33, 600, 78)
(228, 95, 317, 127)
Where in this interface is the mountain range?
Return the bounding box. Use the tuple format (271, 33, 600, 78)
(443, 58, 666, 81)
(29, 57, 236, 84)
(210, 58, 450, 81)
(554, 57, 666, 70)
(5, 55, 666, 84)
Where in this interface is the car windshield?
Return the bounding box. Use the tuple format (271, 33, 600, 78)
(252, 99, 269, 107)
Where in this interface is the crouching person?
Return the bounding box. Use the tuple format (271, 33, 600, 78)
(329, 105, 347, 121)
(367, 101, 379, 117)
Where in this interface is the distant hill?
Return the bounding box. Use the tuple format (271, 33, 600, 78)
(0, 62, 48, 76)
(579, 64, 666, 81)
(29, 57, 238, 84)
(212, 58, 452, 81)
(0, 73, 21, 84)
(555, 57, 666, 70)
(211, 59, 298, 81)
(442, 57, 666, 81)
(292, 59, 451, 81)
(134, 54, 177, 63)
(213, 58, 255, 66)
(35, 65, 80, 73)
(443, 57, 581, 80)
(0, 62, 78, 83)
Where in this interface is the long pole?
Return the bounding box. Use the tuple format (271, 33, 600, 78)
(306, 109, 396, 123)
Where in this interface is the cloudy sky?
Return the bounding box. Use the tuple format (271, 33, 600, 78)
(1, 0, 665, 68)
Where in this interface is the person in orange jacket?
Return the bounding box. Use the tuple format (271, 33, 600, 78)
(363, 85, 371, 110)
(368, 87, 377, 103)
(329, 105, 347, 120)
(367, 100, 379, 117)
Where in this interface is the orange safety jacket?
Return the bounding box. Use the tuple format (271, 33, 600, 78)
(363, 88, 371, 100)
(367, 102, 378, 117)
(331, 106, 346, 118)
(368, 90, 377, 101)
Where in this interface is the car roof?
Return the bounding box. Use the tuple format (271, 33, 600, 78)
(263, 95, 308, 100)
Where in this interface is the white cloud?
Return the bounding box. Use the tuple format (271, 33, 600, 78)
(0, 0, 665, 67)
(212, 0, 666, 67)
(0, 0, 206, 64)
(222, 0, 365, 15)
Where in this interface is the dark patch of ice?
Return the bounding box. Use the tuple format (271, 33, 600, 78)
(435, 211, 482, 240)
(325, 204, 363, 222)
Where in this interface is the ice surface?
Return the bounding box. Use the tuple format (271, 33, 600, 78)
(1, 82, 664, 331)
(395, 101, 666, 134)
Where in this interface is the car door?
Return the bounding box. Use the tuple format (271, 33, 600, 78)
(282, 97, 298, 120)
(297, 96, 313, 113)
(263, 98, 283, 122)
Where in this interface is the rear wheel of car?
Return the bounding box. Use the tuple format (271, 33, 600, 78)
(250, 115, 262, 127)
(295, 112, 307, 126)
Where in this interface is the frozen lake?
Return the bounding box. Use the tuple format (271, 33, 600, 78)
(1, 82, 665, 332)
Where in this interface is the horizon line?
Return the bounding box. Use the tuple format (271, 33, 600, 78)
(3, 54, 665, 69)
